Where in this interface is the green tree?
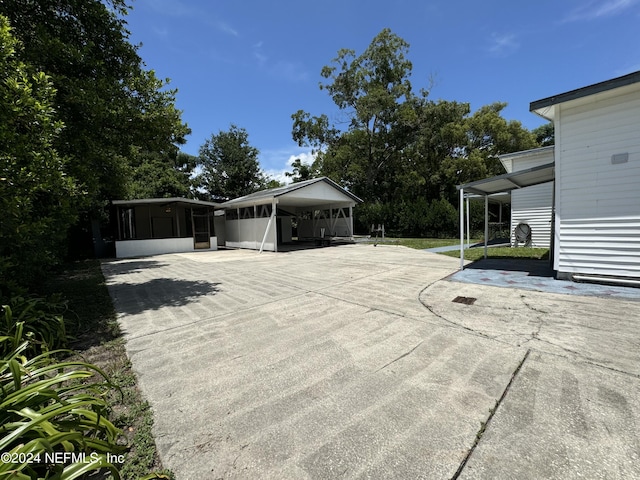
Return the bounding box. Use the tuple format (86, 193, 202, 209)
(437, 102, 538, 203)
(0, 15, 76, 288)
(285, 157, 320, 183)
(533, 122, 555, 146)
(198, 125, 265, 200)
(1, 0, 190, 227)
(129, 151, 198, 199)
(293, 28, 421, 201)
(294, 28, 539, 236)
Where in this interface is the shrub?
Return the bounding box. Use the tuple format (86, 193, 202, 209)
(1, 297, 68, 357)
(0, 324, 125, 479)
(425, 198, 458, 237)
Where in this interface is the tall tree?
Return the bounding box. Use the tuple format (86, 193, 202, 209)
(312, 28, 419, 201)
(439, 102, 538, 194)
(0, 0, 190, 212)
(198, 125, 265, 200)
(129, 151, 198, 199)
(293, 28, 539, 236)
(0, 16, 76, 287)
(533, 122, 555, 146)
(285, 157, 320, 183)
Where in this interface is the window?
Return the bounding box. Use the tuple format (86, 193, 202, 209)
(119, 208, 135, 239)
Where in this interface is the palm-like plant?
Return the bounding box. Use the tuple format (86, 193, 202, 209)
(0, 318, 125, 479)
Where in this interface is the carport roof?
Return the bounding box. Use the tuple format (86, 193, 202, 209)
(457, 162, 555, 196)
(221, 177, 363, 208)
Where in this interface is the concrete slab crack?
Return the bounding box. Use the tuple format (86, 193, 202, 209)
(451, 348, 531, 479)
(376, 340, 424, 372)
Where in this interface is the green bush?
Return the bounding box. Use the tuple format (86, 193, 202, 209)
(0, 324, 125, 479)
(1, 297, 68, 357)
(424, 198, 458, 237)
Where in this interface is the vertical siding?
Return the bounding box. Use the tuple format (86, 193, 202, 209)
(509, 150, 555, 248)
(511, 183, 553, 247)
(556, 88, 640, 278)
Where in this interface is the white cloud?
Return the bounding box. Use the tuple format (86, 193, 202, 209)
(264, 168, 292, 185)
(153, 26, 169, 38)
(142, 0, 239, 37)
(488, 33, 520, 57)
(215, 21, 239, 37)
(259, 148, 317, 185)
(254, 51, 268, 66)
(271, 61, 309, 83)
(286, 152, 316, 166)
(563, 0, 638, 22)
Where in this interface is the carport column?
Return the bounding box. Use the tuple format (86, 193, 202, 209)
(329, 206, 333, 236)
(349, 205, 354, 237)
(273, 198, 278, 252)
(484, 194, 489, 259)
(459, 188, 464, 270)
(466, 196, 470, 249)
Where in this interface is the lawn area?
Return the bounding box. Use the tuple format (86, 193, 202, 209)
(43, 260, 172, 480)
(363, 237, 550, 262)
(362, 237, 480, 249)
(441, 246, 549, 261)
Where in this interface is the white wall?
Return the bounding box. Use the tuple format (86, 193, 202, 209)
(297, 217, 351, 238)
(508, 150, 554, 248)
(225, 218, 276, 251)
(511, 183, 553, 248)
(555, 87, 640, 277)
(116, 237, 218, 258)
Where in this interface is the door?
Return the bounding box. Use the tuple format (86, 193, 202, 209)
(191, 208, 211, 249)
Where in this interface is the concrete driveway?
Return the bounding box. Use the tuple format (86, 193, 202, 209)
(101, 245, 640, 479)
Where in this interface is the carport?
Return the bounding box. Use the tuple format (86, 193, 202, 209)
(220, 177, 362, 252)
(457, 162, 555, 269)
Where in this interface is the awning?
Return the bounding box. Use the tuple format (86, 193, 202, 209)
(457, 162, 555, 196)
(456, 162, 555, 271)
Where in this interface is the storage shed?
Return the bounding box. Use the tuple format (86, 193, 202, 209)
(112, 198, 220, 258)
(220, 177, 362, 252)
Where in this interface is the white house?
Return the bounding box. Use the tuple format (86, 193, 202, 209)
(531, 70, 640, 281)
(498, 146, 554, 248)
(458, 70, 640, 284)
(220, 177, 362, 252)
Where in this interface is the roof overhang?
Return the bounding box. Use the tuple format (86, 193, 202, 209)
(457, 162, 555, 196)
(530, 70, 640, 120)
(112, 197, 220, 208)
(221, 177, 363, 209)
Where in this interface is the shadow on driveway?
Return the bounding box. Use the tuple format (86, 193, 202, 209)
(107, 278, 221, 316)
(102, 259, 171, 276)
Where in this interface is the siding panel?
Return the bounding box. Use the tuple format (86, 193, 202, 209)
(511, 183, 553, 247)
(556, 87, 640, 278)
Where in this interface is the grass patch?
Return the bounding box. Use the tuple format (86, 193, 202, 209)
(42, 260, 173, 480)
(440, 246, 549, 261)
(362, 237, 481, 250)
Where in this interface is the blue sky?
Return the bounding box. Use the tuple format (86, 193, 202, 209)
(124, 0, 640, 182)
